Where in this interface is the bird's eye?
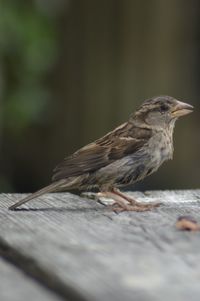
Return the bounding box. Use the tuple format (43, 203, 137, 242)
(160, 104, 169, 113)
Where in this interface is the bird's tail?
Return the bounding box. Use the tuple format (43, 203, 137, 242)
(9, 179, 66, 210)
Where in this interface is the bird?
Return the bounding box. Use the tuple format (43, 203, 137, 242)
(9, 95, 193, 211)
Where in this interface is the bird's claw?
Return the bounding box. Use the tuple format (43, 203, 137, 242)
(110, 201, 161, 213)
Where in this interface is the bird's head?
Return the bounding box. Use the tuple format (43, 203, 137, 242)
(133, 95, 193, 129)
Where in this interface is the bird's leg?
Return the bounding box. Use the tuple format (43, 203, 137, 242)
(97, 191, 130, 211)
(97, 189, 160, 212)
(112, 188, 138, 205)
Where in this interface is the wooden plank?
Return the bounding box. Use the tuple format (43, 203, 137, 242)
(0, 258, 61, 301)
(0, 191, 200, 301)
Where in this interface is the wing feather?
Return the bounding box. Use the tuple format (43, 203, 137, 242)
(52, 122, 151, 181)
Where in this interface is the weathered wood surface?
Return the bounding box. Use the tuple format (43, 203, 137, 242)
(0, 258, 61, 301)
(1, 190, 200, 301)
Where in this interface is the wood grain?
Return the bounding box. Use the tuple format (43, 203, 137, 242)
(1, 191, 200, 301)
(0, 258, 61, 301)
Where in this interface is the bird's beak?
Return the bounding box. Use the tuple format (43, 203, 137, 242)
(171, 101, 193, 118)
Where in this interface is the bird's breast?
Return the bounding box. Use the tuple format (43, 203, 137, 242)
(87, 129, 174, 189)
(149, 130, 174, 163)
(140, 130, 173, 177)
(115, 130, 174, 186)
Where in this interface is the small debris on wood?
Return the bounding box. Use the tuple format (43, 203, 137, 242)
(176, 216, 200, 231)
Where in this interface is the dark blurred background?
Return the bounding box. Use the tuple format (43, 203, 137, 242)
(0, 0, 199, 193)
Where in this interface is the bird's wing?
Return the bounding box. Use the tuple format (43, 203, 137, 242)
(52, 122, 152, 181)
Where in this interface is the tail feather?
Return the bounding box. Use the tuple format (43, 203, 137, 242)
(9, 179, 66, 210)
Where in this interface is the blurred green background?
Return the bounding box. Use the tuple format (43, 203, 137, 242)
(0, 0, 199, 193)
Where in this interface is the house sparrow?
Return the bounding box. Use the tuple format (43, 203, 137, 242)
(9, 96, 193, 211)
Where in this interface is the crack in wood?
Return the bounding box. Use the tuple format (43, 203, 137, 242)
(0, 239, 89, 301)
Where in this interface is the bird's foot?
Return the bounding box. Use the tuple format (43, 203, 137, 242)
(97, 190, 161, 213)
(111, 202, 161, 213)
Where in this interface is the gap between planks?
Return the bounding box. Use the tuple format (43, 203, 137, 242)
(0, 238, 88, 301)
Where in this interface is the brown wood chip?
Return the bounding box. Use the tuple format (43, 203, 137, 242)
(176, 216, 200, 231)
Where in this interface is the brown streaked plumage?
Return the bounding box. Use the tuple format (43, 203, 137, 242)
(9, 96, 193, 211)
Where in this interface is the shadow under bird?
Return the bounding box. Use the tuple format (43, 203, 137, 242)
(9, 96, 193, 211)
